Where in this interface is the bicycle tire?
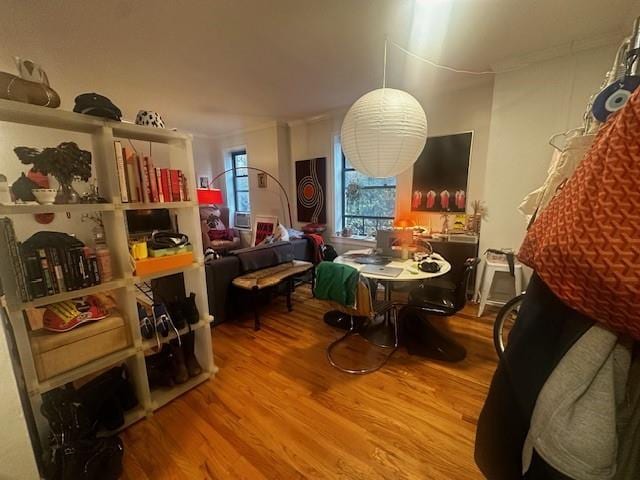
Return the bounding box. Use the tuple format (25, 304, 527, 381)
(493, 293, 525, 359)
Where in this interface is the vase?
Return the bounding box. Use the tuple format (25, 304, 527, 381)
(55, 181, 80, 204)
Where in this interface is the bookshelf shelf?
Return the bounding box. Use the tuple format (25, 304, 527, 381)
(13, 278, 128, 311)
(0, 98, 190, 142)
(33, 345, 138, 395)
(150, 371, 212, 410)
(141, 316, 211, 351)
(133, 261, 202, 282)
(119, 201, 196, 211)
(0, 202, 116, 215)
(0, 99, 215, 460)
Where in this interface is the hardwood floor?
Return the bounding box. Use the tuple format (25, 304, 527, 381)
(121, 286, 499, 479)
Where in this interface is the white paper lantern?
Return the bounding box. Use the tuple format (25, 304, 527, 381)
(341, 88, 428, 178)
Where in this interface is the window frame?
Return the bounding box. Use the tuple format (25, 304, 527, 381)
(341, 154, 396, 235)
(231, 149, 250, 213)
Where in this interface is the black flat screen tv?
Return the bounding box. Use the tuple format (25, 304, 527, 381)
(410, 132, 472, 212)
(126, 209, 172, 236)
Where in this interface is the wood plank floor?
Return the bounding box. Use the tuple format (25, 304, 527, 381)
(121, 286, 499, 479)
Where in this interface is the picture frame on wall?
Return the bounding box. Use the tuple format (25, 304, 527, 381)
(199, 176, 209, 188)
(411, 132, 473, 213)
(257, 172, 267, 188)
(251, 215, 278, 246)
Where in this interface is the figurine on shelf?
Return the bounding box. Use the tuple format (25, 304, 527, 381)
(13, 141, 91, 204)
(441, 213, 450, 234)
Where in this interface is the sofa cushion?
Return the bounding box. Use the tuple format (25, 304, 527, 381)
(231, 241, 294, 273)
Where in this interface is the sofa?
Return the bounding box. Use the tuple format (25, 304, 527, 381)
(205, 237, 314, 325)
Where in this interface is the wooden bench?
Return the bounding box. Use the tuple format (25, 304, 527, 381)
(232, 260, 314, 330)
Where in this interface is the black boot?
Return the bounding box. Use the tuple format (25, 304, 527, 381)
(181, 331, 202, 377)
(180, 292, 199, 324)
(145, 345, 174, 389)
(169, 339, 189, 384)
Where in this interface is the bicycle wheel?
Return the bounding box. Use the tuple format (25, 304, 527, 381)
(493, 294, 525, 359)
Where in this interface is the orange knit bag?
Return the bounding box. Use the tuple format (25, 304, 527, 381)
(519, 89, 640, 339)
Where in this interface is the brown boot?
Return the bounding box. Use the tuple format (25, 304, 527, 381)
(169, 340, 189, 384)
(182, 331, 202, 377)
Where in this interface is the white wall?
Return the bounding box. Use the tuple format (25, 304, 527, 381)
(479, 43, 618, 262)
(0, 311, 39, 480)
(195, 123, 293, 227)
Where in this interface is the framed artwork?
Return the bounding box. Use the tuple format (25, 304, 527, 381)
(251, 215, 278, 246)
(257, 172, 267, 188)
(295, 157, 326, 223)
(199, 176, 209, 188)
(411, 132, 473, 213)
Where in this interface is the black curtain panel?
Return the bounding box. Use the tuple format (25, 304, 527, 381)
(411, 132, 472, 213)
(296, 157, 327, 223)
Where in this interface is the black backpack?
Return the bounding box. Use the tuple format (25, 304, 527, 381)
(321, 244, 338, 262)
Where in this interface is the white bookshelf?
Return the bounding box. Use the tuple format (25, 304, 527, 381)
(0, 98, 216, 452)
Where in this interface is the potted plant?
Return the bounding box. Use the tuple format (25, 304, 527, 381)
(13, 142, 92, 204)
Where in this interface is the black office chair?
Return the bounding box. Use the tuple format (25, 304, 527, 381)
(402, 258, 480, 361)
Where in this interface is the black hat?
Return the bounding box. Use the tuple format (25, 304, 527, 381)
(73, 93, 122, 121)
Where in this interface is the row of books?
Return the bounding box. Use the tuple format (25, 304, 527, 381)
(0, 218, 102, 302)
(114, 141, 191, 204)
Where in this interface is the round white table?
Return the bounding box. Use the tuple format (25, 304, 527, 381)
(330, 252, 458, 355)
(334, 252, 451, 285)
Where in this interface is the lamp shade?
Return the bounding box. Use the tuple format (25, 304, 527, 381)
(196, 188, 223, 205)
(341, 88, 427, 178)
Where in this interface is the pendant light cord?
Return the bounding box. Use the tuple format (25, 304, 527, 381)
(384, 38, 526, 77)
(383, 37, 388, 88)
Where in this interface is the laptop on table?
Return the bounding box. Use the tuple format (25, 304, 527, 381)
(361, 264, 403, 278)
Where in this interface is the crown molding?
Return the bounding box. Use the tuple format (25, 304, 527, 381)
(491, 29, 626, 72)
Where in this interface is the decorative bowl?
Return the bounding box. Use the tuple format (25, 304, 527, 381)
(32, 188, 57, 205)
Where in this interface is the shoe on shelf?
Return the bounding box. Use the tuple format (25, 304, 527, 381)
(137, 303, 154, 340)
(152, 303, 172, 337)
(180, 293, 200, 325)
(145, 345, 174, 389)
(181, 331, 202, 377)
(169, 340, 189, 384)
(166, 302, 186, 330)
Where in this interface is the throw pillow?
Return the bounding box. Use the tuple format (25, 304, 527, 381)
(208, 229, 231, 241)
(274, 223, 289, 242)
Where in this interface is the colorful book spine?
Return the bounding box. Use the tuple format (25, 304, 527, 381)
(156, 168, 165, 202)
(160, 168, 170, 203)
(124, 148, 139, 203)
(138, 155, 150, 203)
(146, 157, 159, 202)
(182, 173, 190, 201)
(113, 140, 129, 203)
(177, 171, 184, 202)
(47, 247, 64, 293)
(21, 246, 46, 299)
(37, 248, 55, 296)
(169, 170, 181, 201)
(57, 247, 73, 291)
(0, 218, 31, 301)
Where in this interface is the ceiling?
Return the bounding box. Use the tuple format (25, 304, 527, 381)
(1, 0, 639, 136)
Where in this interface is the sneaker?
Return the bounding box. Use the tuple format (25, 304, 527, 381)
(137, 303, 154, 339)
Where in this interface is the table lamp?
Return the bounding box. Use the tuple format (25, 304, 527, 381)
(196, 188, 223, 206)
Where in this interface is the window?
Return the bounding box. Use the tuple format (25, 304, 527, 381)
(341, 154, 396, 236)
(231, 150, 250, 212)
